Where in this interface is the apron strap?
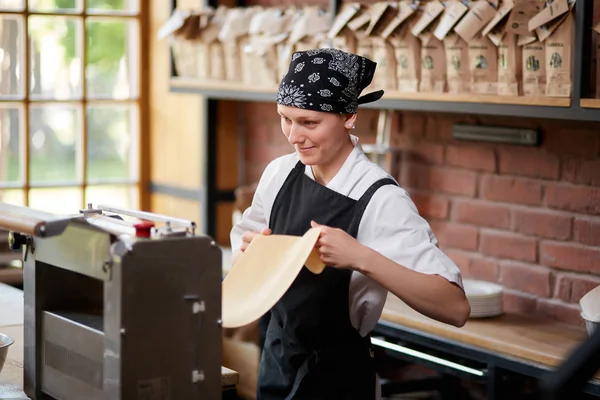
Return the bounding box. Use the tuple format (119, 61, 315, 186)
(347, 177, 398, 237)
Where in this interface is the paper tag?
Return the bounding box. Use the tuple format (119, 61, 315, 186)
(488, 29, 506, 46)
(506, 0, 545, 35)
(329, 3, 361, 38)
(434, 0, 470, 41)
(482, 0, 514, 36)
(535, 3, 573, 42)
(517, 34, 537, 46)
(157, 9, 188, 40)
(347, 8, 372, 32)
(454, 1, 498, 43)
(381, 1, 417, 39)
(411, 0, 445, 37)
(364, 2, 392, 36)
(529, 0, 569, 31)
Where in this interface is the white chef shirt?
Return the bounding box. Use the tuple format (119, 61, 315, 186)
(230, 134, 464, 337)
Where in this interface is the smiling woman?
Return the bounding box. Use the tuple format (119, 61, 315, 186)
(0, 0, 143, 215)
(230, 48, 470, 400)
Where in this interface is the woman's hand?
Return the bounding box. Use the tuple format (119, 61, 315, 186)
(310, 221, 367, 270)
(240, 227, 272, 252)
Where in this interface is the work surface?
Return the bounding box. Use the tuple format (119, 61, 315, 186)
(381, 293, 590, 369)
(0, 283, 238, 399)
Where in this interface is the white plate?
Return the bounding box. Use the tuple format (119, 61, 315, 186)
(463, 279, 503, 299)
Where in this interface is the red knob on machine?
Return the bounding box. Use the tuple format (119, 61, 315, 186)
(134, 221, 155, 238)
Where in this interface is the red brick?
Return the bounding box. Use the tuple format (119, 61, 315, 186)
(498, 148, 560, 180)
(245, 164, 267, 184)
(544, 128, 600, 158)
(430, 220, 478, 251)
(562, 159, 600, 187)
(404, 142, 445, 165)
(446, 144, 496, 172)
(242, 102, 278, 126)
(408, 191, 449, 219)
(480, 230, 538, 262)
(499, 261, 552, 297)
(480, 175, 543, 206)
(397, 112, 426, 139)
(245, 122, 276, 143)
(424, 115, 453, 141)
(574, 217, 600, 247)
(540, 241, 600, 273)
(444, 249, 499, 282)
(400, 163, 477, 197)
(452, 199, 511, 229)
(545, 183, 600, 215)
(554, 273, 600, 303)
(511, 208, 572, 240)
(537, 298, 584, 326)
(502, 289, 538, 315)
(467, 256, 500, 282)
(245, 143, 291, 165)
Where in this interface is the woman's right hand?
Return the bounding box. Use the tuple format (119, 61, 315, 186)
(240, 228, 272, 252)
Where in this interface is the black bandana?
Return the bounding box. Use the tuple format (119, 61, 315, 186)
(276, 48, 385, 114)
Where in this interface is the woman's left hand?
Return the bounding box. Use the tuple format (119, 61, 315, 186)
(310, 220, 369, 270)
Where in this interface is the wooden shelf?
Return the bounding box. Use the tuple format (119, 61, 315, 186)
(170, 77, 600, 122)
(580, 98, 600, 109)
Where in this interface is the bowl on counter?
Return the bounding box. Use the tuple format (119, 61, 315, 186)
(0, 332, 15, 374)
(581, 312, 599, 337)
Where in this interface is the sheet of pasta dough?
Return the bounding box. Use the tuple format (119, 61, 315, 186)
(222, 227, 325, 328)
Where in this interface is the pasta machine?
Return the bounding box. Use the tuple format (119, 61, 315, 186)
(0, 202, 222, 400)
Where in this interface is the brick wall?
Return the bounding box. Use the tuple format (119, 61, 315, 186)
(240, 102, 600, 327)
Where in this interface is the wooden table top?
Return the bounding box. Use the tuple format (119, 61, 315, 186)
(381, 293, 592, 371)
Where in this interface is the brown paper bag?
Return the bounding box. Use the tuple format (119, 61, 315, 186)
(328, 3, 362, 53)
(367, 2, 400, 91)
(545, 11, 574, 97)
(454, 0, 498, 43)
(497, 31, 522, 95)
(389, 21, 421, 92)
(171, 13, 202, 78)
(245, 8, 295, 87)
(379, 1, 419, 92)
(219, 7, 260, 82)
(419, 31, 447, 93)
(444, 33, 471, 93)
(522, 40, 545, 96)
(468, 34, 498, 94)
(201, 6, 228, 81)
(434, 0, 470, 41)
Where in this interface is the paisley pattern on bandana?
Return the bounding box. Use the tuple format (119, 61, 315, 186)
(276, 48, 384, 114)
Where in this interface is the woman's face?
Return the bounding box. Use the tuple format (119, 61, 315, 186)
(277, 104, 357, 166)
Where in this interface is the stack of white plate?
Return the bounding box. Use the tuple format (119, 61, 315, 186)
(463, 279, 504, 318)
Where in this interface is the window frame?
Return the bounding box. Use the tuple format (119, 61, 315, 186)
(0, 0, 149, 212)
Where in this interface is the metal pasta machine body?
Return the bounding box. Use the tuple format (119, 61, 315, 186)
(0, 202, 222, 400)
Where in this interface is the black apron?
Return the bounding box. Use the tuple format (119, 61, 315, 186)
(257, 160, 397, 400)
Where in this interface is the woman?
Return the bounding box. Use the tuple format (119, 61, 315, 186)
(230, 48, 470, 400)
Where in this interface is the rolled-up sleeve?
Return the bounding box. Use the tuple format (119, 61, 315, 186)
(357, 185, 463, 288)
